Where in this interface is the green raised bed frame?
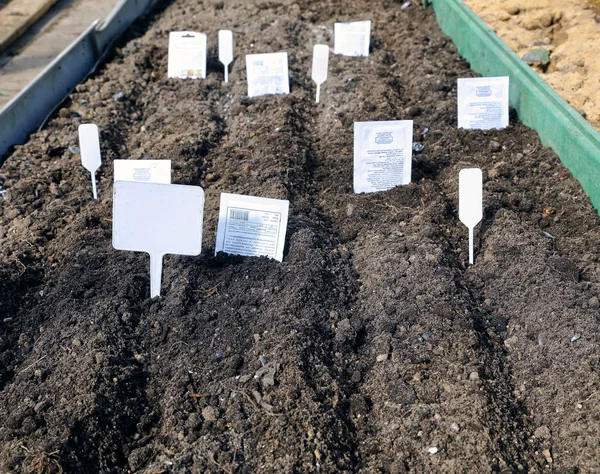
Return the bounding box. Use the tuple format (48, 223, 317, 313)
(430, 0, 600, 211)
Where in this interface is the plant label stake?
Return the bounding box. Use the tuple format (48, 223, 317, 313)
(218, 30, 234, 83)
(215, 193, 289, 262)
(113, 181, 205, 298)
(114, 160, 171, 184)
(311, 45, 329, 103)
(459, 168, 483, 265)
(78, 124, 101, 200)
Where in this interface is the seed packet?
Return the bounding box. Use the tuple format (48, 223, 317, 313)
(334, 21, 371, 57)
(457, 76, 509, 130)
(354, 120, 413, 194)
(167, 31, 207, 79)
(246, 52, 290, 97)
(216, 193, 290, 262)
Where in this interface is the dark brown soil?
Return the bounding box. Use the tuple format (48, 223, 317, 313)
(1, 0, 600, 472)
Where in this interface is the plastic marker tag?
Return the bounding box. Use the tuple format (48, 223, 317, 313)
(245, 52, 290, 97)
(353, 120, 413, 194)
(218, 30, 234, 83)
(457, 77, 509, 130)
(334, 21, 371, 57)
(78, 124, 101, 200)
(459, 168, 483, 265)
(311, 45, 329, 103)
(215, 193, 289, 262)
(113, 181, 204, 298)
(167, 31, 207, 79)
(114, 160, 171, 184)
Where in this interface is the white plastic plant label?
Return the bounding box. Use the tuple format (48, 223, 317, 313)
(353, 120, 413, 194)
(457, 76, 509, 130)
(311, 44, 329, 103)
(114, 160, 171, 184)
(78, 124, 101, 200)
(113, 181, 205, 298)
(218, 30, 234, 83)
(167, 31, 207, 79)
(245, 52, 290, 97)
(334, 21, 371, 57)
(215, 193, 289, 262)
(459, 168, 483, 265)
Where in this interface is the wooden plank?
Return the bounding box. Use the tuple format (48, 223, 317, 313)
(0, 0, 60, 53)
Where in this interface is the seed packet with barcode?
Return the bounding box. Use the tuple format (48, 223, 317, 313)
(245, 52, 290, 97)
(334, 21, 371, 57)
(167, 32, 207, 79)
(114, 160, 171, 184)
(457, 76, 509, 130)
(215, 193, 290, 262)
(353, 120, 413, 194)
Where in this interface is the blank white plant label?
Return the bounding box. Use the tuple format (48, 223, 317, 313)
(354, 120, 413, 194)
(216, 193, 289, 262)
(168, 31, 207, 79)
(114, 160, 171, 184)
(334, 21, 371, 57)
(113, 182, 205, 298)
(246, 52, 290, 97)
(457, 76, 509, 130)
(218, 30, 234, 82)
(78, 123, 101, 200)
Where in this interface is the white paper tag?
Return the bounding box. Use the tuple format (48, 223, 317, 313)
(353, 120, 413, 194)
(114, 160, 171, 184)
(168, 31, 207, 79)
(457, 76, 509, 130)
(245, 52, 290, 98)
(334, 21, 371, 57)
(215, 193, 289, 262)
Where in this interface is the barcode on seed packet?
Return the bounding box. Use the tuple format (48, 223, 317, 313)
(230, 209, 249, 221)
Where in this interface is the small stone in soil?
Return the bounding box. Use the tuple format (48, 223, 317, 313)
(489, 140, 501, 152)
(113, 91, 126, 102)
(69, 146, 80, 154)
(412, 142, 424, 153)
(523, 49, 550, 67)
(427, 447, 439, 454)
(571, 333, 581, 343)
(469, 371, 480, 381)
(202, 406, 218, 422)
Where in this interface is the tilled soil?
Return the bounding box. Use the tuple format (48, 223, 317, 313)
(1, 0, 600, 472)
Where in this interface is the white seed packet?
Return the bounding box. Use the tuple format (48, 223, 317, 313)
(334, 21, 371, 57)
(167, 31, 207, 79)
(215, 193, 290, 262)
(457, 76, 509, 130)
(354, 120, 413, 194)
(114, 160, 171, 184)
(245, 52, 290, 97)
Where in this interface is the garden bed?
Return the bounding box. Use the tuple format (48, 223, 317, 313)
(1, 0, 600, 472)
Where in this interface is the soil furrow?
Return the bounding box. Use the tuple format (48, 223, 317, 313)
(2, 0, 600, 472)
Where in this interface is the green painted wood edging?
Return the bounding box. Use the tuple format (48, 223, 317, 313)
(430, 0, 600, 210)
